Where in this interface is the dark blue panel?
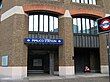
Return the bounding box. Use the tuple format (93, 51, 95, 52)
(24, 38, 63, 45)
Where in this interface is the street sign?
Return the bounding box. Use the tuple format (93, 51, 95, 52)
(98, 16, 110, 33)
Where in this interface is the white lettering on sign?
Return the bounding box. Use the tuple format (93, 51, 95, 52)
(25, 38, 63, 45)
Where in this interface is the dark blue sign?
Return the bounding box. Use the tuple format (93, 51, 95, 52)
(24, 38, 63, 45)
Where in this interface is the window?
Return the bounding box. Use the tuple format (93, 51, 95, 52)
(29, 15, 33, 31)
(0, 0, 3, 9)
(73, 17, 97, 34)
(77, 18, 81, 33)
(72, 0, 96, 5)
(29, 14, 58, 32)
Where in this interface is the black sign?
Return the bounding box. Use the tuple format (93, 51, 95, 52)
(98, 16, 110, 33)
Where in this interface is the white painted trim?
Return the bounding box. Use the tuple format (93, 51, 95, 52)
(59, 66, 75, 76)
(101, 65, 109, 74)
(59, 10, 72, 18)
(0, 66, 27, 79)
(105, 14, 110, 17)
(1, 6, 26, 21)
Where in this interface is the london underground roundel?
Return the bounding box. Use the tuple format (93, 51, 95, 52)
(98, 16, 110, 33)
(100, 19, 110, 30)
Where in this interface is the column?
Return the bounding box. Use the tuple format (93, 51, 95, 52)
(50, 53, 54, 75)
(0, 6, 28, 79)
(99, 34, 109, 74)
(59, 10, 75, 76)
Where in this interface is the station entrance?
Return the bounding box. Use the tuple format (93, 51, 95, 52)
(74, 48, 100, 74)
(27, 45, 59, 75)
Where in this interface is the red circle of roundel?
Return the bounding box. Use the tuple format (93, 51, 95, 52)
(100, 18, 110, 31)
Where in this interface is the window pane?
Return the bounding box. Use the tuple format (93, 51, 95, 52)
(29, 14, 58, 33)
(93, 0, 96, 5)
(86, 19, 90, 34)
(49, 16, 54, 32)
(34, 15, 38, 31)
(73, 18, 78, 33)
(82, 18, 86, 33)
(0, 2, 2, 9)
(77, 18, 81, 33)
(54, 17, 58, 32)
(72, 0, 76, 2)
(85, 0, 88, 4)
(44, 15, 48, 32)
(90, 20, 94, 34)
(89, 0, 93, 4)
(90, 20, 94, 28)
(76, 0, 80, 3)
(29, 15, 33, 31)
(92, 20, 98, 34)
(40, 15, 43, 32)
(81, 0, 84, 3)
(72, 0, 96, 5)
(73, 17, 97, 34)
(95, 21, 98, 33)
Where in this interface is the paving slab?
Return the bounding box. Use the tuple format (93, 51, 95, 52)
(0, 73, 109, 82)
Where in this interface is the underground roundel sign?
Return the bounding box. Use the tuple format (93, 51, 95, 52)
(98, 16, 110, 33)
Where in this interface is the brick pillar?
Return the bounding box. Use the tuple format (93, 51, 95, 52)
(99, 34, 109, 74)
(0, 6, 28, 79)
(59, 10, 75, 76)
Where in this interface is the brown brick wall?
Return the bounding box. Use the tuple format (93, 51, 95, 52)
(102, 0, 110, 14)
(1, 0, 105, 18)
(23, 2, 104, 18)
(23, 4, 65, 15)
(70, 3, 105, 17)
(99, 34, 108, 65)
(0, 15, 13, 66)
(0, 14, 28, 66)
(0, 0, 109, 67)
(1, 0, 27, 14)
(97, 0, 110, 14)
(59, 17, 74, 66)
(97, 0, 104, 7)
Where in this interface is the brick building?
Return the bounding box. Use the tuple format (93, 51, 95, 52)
(0, 0, 109, 78)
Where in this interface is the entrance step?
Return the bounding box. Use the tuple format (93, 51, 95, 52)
(28, 70, 44, 74)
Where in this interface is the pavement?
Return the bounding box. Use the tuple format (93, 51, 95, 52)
(0, 73, 109, 82)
